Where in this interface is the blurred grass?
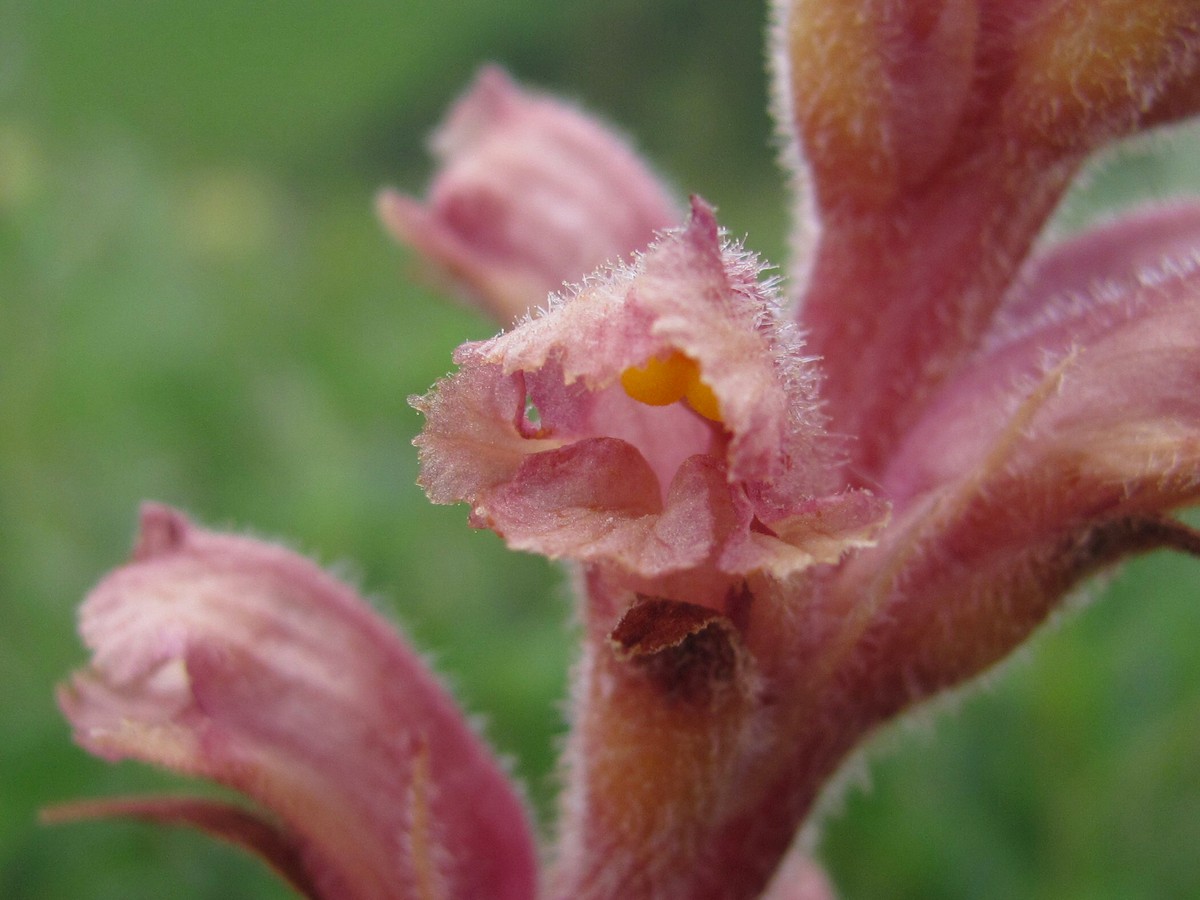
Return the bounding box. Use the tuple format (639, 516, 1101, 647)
(2, 1, 1198, 897)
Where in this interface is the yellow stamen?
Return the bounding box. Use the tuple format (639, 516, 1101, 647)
(620, 351, 722, 422)
(685, 378, 722, 422)
(620, 352, 693, 406)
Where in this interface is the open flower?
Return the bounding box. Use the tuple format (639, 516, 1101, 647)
(54, 1, 1200, 898)
(413, 195, 885, 604)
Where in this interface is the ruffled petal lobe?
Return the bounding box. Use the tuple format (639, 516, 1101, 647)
(413, 199, 885, 596)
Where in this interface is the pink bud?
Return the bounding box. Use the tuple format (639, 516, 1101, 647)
(379, 66, 680, 325)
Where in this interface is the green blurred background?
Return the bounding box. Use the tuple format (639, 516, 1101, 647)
(3, 1, 1199, 897)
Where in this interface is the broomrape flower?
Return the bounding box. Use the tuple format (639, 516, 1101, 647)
(51, 1, 1200, 898)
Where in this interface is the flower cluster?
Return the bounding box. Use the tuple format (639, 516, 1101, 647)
(51, 2, 1200, 898)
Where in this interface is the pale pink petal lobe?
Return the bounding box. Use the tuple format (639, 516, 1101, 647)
(59, 504, 538, 900)
(379, 66, 680, 325)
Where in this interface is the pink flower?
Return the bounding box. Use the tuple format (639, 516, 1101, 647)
(54, 2, 1200, 898)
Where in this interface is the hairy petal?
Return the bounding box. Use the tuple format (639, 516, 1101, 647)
(58, 505, 537, 900)
(888, 202, 1200, 505)
(1009, 0, 1200, 145)
(772, 0, 1200, 477)
(378, 66, 680, 325)
(989, 201, 1200, 349)
(824, 209, 1200, 719)
(558, 199, 1200, 900)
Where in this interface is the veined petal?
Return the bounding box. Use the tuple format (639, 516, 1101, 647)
(378, 66, 680, 325)
(823, 208, 1200, 717)
(887, 203, 1200, 505)
(482, 444, 715, 576)
(58, 504, 538, 900)
(989, 201, 1200, 348)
